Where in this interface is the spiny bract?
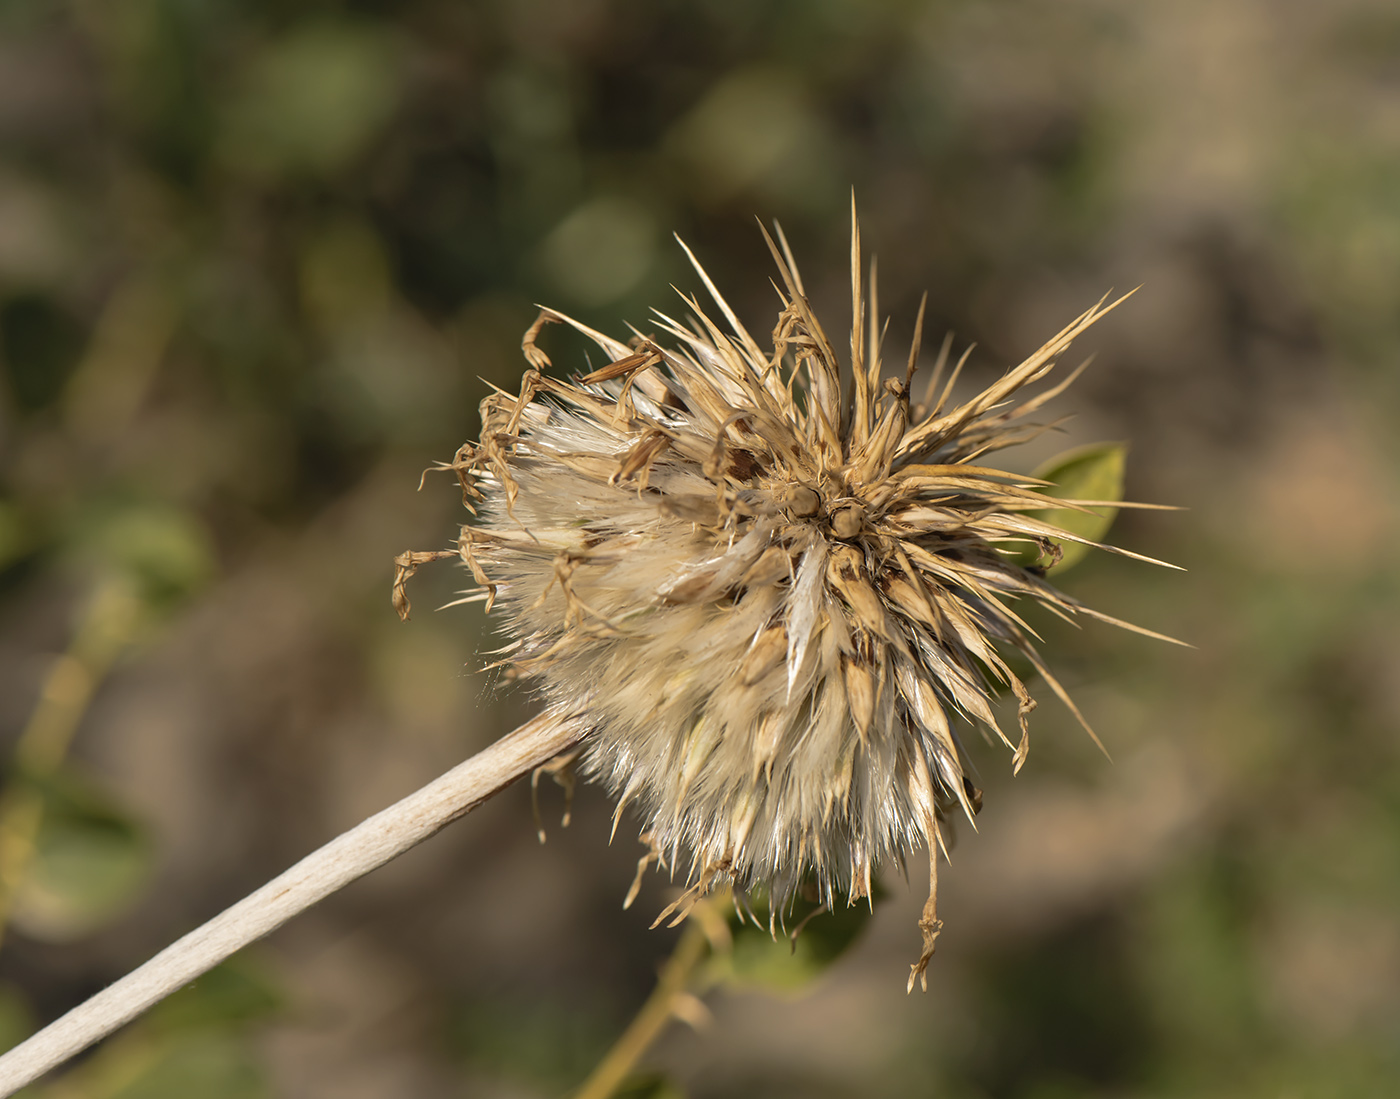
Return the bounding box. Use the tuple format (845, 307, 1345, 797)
(407, 211, 1174, 989)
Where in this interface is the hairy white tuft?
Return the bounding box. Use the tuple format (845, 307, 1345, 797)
(409, 208, 1174, 988)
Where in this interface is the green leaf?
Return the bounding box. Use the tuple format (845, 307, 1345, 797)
(44, 1033, 269, 1099)
(447, 996, 615, 1089)
(712, 884, 880, 993)
(16, 963, 280, 1099)
(0, 499, 32, 573)
(147, 958, 283, 1035)
(0, 983, 34, 1055)
(80, 503, 215, 611)
(10, 772, 153, 942)
(1021, 442, 1127, 575)
(219, 22, 401, 179)
(615, 1073, 688, 1099)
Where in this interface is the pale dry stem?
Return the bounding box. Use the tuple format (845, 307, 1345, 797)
(0, 710, 588, 1097)
(573, 894, 732, 1099)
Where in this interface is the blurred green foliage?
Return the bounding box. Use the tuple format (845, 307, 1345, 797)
(17, 960, 281, 1099)
(75, 504, 215, 613)
(447, 994, 618, 1093)
(10, 769, 152, 942)
(713, 886, 880, 994)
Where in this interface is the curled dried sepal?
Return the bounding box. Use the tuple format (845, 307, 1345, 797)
(391, 549, 457, 621)
(401, 207, 1180, 982)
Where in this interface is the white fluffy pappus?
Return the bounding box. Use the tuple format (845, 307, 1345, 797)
(401, 208, 1179, 989)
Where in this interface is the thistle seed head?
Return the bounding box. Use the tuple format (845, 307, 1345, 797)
(404, 209, 1176, 988)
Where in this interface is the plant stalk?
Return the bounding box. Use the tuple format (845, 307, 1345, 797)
(0, 579, 142, 947)
(0, 708, 587, 1097)
(573, 919, 713, 1099)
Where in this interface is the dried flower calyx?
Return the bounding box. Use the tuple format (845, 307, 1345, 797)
(399, 206, 1178, 990)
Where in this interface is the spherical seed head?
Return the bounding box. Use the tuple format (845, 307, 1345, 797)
(429, 211, 1173, 986)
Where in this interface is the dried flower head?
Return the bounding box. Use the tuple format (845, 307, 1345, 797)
(398, 208, 1175, 989)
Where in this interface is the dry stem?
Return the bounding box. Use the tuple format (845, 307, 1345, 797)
(0, 709, 587, 1097)
(572, 917, 713, 1099)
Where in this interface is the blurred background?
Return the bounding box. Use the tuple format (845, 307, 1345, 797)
(1, 0, 1398, 1096)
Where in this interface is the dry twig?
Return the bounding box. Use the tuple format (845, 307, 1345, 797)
(0, 709, 587, 1096)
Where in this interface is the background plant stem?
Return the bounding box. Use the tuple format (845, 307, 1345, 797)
(0, 580, 142, 952)
(573, 913, 717, 1099)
